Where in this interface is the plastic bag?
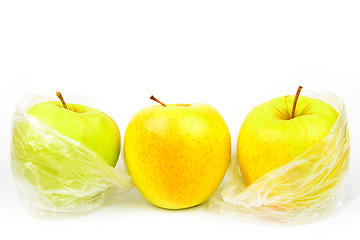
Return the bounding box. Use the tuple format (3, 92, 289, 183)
(208, 90, 350, 224)
(10, 94, 134, 215)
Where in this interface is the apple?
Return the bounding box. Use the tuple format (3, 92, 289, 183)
(11, 92, 121, 211)
(124, 95, 231, 209)
(27, 92, 120, 167)
(237, 86, 339, 185)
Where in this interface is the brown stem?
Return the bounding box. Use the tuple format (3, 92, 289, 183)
(150, 95, 167, 107)
(291, 86, 303, 119)
(56, 92, 68, 110)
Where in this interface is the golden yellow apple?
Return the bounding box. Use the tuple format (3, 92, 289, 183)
(124, 96, 231, 209)
(237, 87, 339, 185)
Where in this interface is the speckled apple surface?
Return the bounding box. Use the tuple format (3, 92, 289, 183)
(124, 104, 231, 209)
(237, 95, 339, 185)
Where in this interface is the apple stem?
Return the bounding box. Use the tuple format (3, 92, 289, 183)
(150, 95, 167, 107)
(56, 92, 68, 110)
(291, 86, 303, 119)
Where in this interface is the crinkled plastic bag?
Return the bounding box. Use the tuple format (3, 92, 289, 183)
(209, 90, 350, 224)
(10, 95, 134, 215)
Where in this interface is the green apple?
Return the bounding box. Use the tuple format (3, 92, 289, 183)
(26, 93, 120, 167)
(11, 92, 121, 211)
(237, 87, 339, 185)
(124, 96, 231, 209)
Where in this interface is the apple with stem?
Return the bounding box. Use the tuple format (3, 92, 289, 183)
(11, 92, 121, 211)
(124, 95, 231, 209)
(26, 92, 121, 167)
(237, 86, 339, 185)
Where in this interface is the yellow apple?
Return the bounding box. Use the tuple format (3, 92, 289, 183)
(237, 87, 339, 185)
(124, 96, 231, 209)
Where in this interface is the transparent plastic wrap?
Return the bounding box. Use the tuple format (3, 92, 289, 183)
(208, 90, 350, 224)
(10, 95, 134, 215)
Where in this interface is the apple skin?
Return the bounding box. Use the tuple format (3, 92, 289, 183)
(27, 101, 120, 167)
(237, 95, 339, 185)
(124, 103, 231, 209)
(11, 100, 121, 211)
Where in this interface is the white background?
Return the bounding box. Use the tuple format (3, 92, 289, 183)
(0, 1, 359, 239)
